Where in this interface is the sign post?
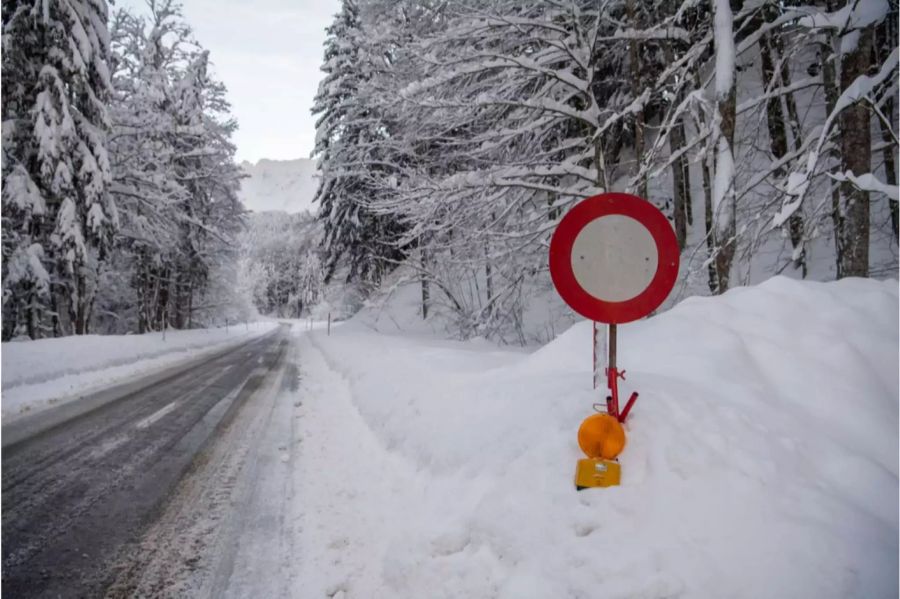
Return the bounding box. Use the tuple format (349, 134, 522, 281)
(592, 322, 606, 390)
(549, 192, 679, 488)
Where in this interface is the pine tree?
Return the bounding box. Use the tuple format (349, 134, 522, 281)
(2, 0, 116, 339)
(312, 0, 407, 286)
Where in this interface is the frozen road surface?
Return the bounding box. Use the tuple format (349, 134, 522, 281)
(2, 324, 299, 598)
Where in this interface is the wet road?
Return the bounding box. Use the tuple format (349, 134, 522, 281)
(1, 325, 289, 598)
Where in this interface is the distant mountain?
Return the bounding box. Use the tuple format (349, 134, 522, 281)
(238, 158, 319, 214)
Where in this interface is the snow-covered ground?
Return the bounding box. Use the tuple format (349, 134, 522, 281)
(292, 276, 898, 598)
(1, 321, 278, 421)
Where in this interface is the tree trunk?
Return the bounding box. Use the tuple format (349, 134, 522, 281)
(188, 280, 194, 328)
(713, 136, 737, 294)
(75, 269, 88, 335)
(135, 254, 146, 334)
(837, 26, 873, 277)
(53, 285, 68, 337)
(670, 121, 689, 250)
(627, 0, 647, 198)
(694, 72, 718, 294)
(665, 43, 689, 249)
(27, 290, 38, 340)
(155, 267, 170, 330)
(874, 11, 898, 239)
(172, 271, 184, 329)
(485, 240, 493, 305)
(420, 247, 429, 319)
(781, 72, 808, 276)
(86, 272, 98, 335)
(881, 95, 899, 239)
(712, 0, 738, 294)
(594, 136, 609, 191)
(819, 30, 845, 274)
(760, 19, 806, 276)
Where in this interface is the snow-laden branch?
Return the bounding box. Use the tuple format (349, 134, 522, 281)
(773, 47, 899, 228)
(829, 171, 899, 201)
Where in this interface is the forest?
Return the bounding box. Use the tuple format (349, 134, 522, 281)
(2, 0, 898, 343)
(313, 0, 898, 341)
(2, 0, 249, 339)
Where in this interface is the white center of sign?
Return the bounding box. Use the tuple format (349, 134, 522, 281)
(571, 215, 658, 302)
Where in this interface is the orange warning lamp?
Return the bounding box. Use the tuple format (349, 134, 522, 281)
(575, 413, 626, 489)
(577, 413, 626, 460)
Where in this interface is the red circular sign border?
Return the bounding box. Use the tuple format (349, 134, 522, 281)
(549, 193, 679, 324)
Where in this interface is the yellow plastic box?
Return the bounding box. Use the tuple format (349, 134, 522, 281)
(575, 458, 621, 489)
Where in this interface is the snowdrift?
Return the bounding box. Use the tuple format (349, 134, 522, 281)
(297, 276, 898, 598)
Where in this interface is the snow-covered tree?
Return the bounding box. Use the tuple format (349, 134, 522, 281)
(311, 0, 413, 286)
(312, 0, 897, 341)
(239, 212, 323, 318)
(101, 0, 245, 333)
(2, 0, 117, 339)
(711, 0, 737, 292)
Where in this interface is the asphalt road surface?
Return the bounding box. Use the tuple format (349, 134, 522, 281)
(2, 324, 291, 598)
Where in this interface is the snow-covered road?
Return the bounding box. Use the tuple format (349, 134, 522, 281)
(1, 326, 290, 598)
(1, 322, 278, 424)
(106, 328, 303, 598)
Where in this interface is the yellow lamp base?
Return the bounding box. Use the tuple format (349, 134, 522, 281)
(575, 458, 621, 489)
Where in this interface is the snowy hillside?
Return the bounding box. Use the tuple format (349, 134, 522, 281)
(296, 276, 899, 598)
(238, 158, 319, 214)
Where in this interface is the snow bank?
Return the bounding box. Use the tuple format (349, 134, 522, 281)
(1, 322, 278, 421)
(294, 277, 898, 598)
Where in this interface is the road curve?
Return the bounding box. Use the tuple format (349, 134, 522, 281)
(1, 325, 290, 598)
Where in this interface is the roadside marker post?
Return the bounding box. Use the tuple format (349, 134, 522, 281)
(549, 192, 679, 489)
(592, 321, 606, 390)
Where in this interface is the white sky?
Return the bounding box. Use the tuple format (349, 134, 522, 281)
(118, 0, 340, 163)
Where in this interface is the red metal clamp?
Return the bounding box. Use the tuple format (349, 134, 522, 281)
(605, 367, 638, 423)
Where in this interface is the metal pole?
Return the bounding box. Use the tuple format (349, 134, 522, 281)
(608, 323, 617, 371)
(327, 312, 331, 336)
(607, 323, 619, 418)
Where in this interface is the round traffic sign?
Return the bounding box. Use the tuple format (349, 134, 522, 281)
(549, 193, 679, 324)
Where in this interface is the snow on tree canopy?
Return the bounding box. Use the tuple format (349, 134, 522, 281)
(2, 0, 116, 337)
(309, 0, 897, 340)
(3, 165, 46, 217)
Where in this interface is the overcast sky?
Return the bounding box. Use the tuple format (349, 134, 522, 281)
(119, 0, 340, 164)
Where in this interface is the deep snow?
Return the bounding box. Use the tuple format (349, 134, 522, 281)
(293, 276, 898, 598)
